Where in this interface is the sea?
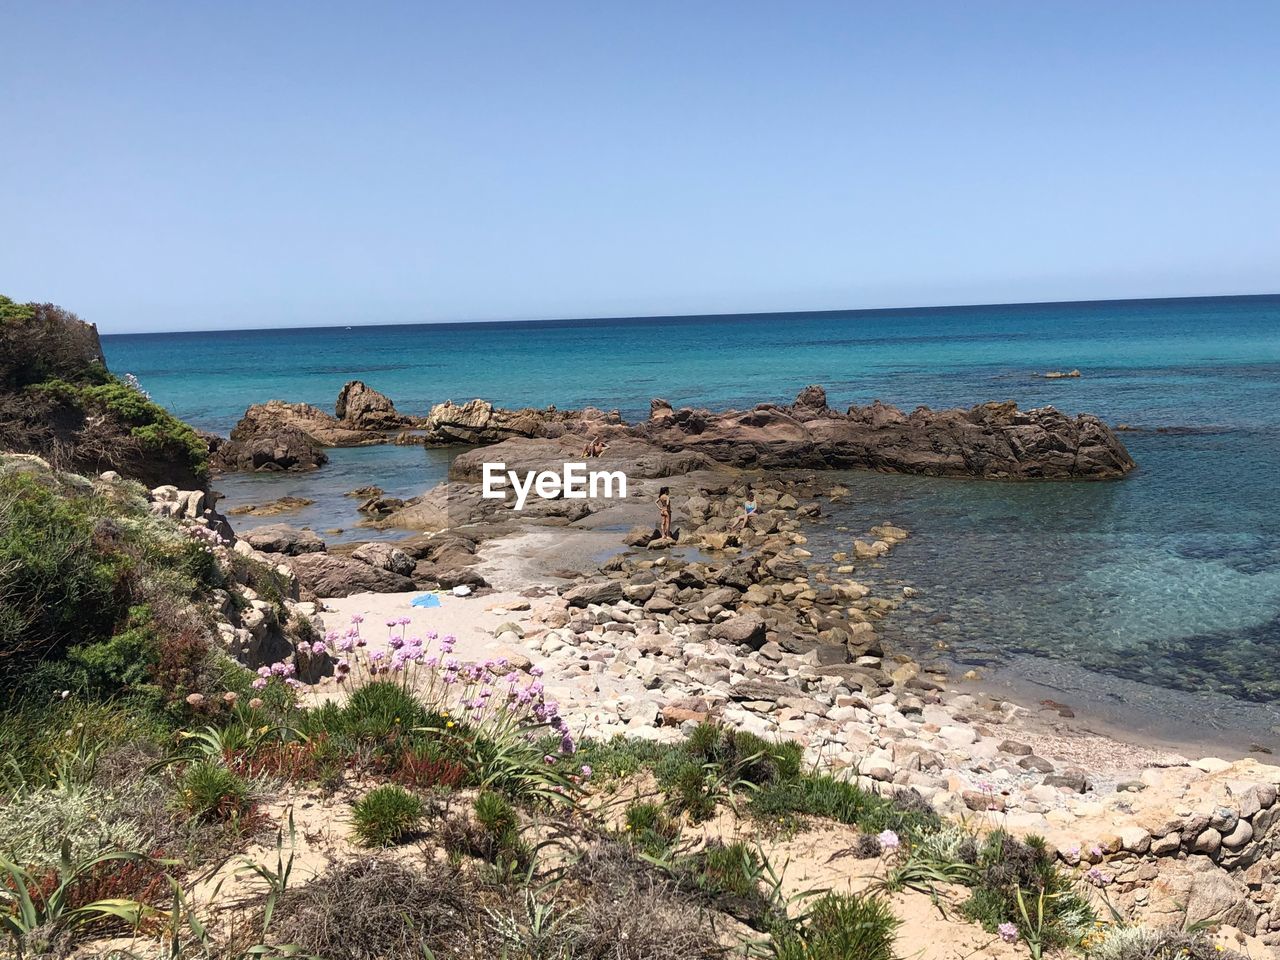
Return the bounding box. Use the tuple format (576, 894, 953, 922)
(103, 295, 1280, 745)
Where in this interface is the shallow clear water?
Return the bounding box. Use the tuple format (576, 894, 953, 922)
(103, 295, 1280, 713)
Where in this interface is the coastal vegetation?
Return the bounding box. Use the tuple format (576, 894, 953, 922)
(0, 301, 1268, 959)
(0, 294, 208, 487)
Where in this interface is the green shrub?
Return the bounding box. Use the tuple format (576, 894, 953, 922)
(179, 761, 253, 822)
(351, 785, 424, 847)
(959, 831, 1094, 951)
(624, 801, 680, 857)
(686, 840, 763, 899)
(772, 891, 899, 960)
(574, 735, 666, 782)
(665, 758, 721, 822)
(30, 375, 209, 480)
(63, 605, 160, 698)
(747, 773, 940, 840)
(473, 789, 518, 839)
(0, 471, 130, 682)
(343, 681, 426, 739)
(652, 724, 806, 821)
(471, 790, 528, 868)
(0, 294, 34, 325)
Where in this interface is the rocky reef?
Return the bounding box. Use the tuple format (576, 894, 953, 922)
(214, 382, 419, 472)
(415, 397, 621, 446)
(218, 382, 1134, 481)
(638, 386, 1136, 479)
(410, 386, 1134, 481)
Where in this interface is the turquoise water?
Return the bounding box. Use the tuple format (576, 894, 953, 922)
(104, 295, 1280, 717)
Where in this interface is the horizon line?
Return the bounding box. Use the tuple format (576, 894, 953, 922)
(100, 289, 1280, 338)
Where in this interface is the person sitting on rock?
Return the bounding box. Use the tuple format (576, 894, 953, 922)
(657, 486, 672, 539)
(730, 486, 758, 531)
(581, 435, 609, 458)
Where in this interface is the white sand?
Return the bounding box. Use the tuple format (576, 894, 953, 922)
(315, 589, 651, 728)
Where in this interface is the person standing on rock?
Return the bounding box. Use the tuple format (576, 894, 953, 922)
(656, 486, 672, 539)
(730, 485, 757, 532)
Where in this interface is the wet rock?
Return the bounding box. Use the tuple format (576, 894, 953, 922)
(434, 385, 1136, 479)
(214, 399, 385, 472)
(227, 495, 314, 517)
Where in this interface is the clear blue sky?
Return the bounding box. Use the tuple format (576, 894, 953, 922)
(2, 1, 1277, 334)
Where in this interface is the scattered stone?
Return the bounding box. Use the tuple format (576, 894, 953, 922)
(1043, 772, 1089, 794)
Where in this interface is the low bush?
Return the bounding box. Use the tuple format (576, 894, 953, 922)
(268, 857, 470, 960)
(0, 470, 131, 683)
(623, 801, 680, 857)
(574, 735, 666, 782)
(179, 761, 253, 822)
(959, 831, 1094, 952)
(442, 790, 528, 869)
(748, 772, 940, 839)
(1084, 927, 1248, 960)
(28, 375, 209, 481)
(351, 785, 424, 847)
(771, 891, 900, 960)
(0, 782, 149, 871)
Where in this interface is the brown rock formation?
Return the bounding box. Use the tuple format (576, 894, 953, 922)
(635, 386, 1135, 479)
(421, 398, 623, 445)
(428, 385, 1134, 481)
(213, 402, 332, 473)
(335, 380, 411, 430)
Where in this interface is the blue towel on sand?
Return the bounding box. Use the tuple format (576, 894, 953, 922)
(410, 593, 442, 608)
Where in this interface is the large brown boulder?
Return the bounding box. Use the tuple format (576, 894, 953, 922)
(351, 541, 416, 576)
(709, 613, 768, 649)
(282, 552, 416, 597)
(241, 524, 326, 555)
(335, 381, 410, 430)
(214, 397, 402, 473)
(213, 403, 331, 473)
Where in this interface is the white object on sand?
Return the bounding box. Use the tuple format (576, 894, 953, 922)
(452, 585, 472, 597)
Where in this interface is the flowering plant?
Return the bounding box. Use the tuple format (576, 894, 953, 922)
(252, 616, 583, 804)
